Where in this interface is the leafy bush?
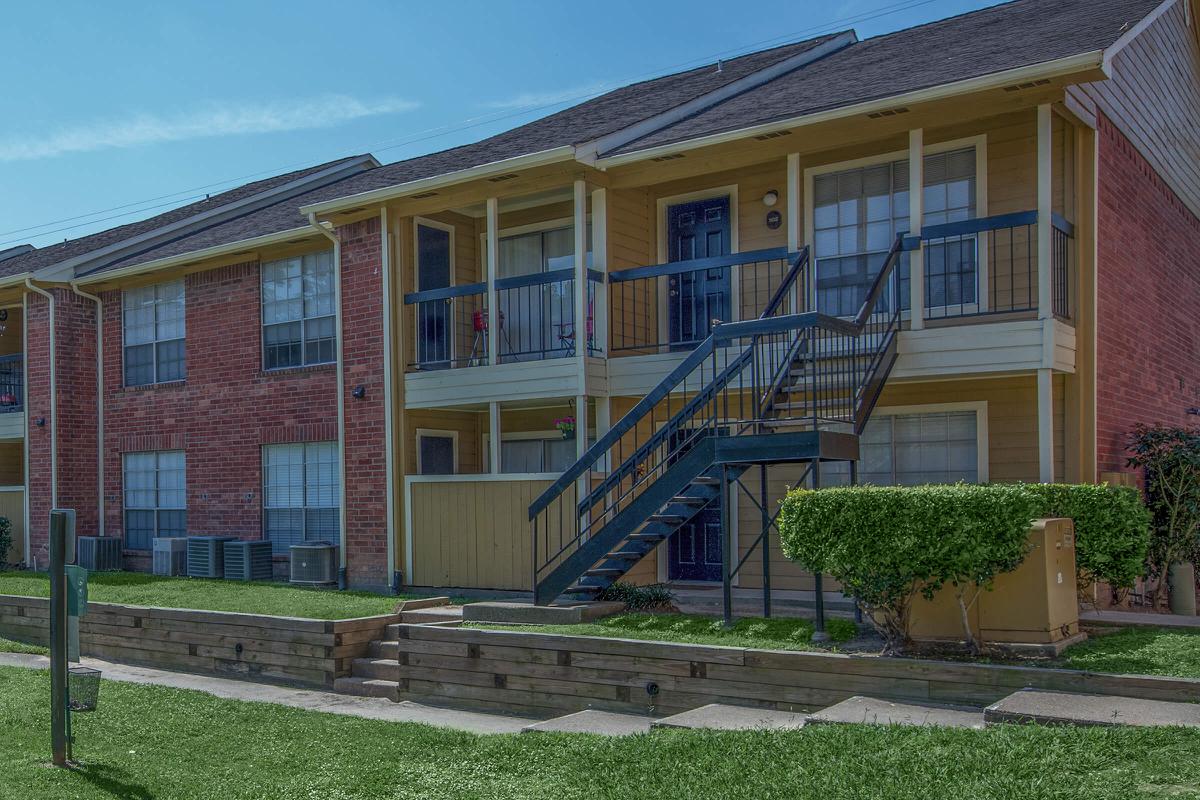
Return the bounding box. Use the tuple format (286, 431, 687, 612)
(824, 617, 859, 643)
(596, 581, 676, 611)
(1022, 483, 1150, 595)
(1127, 424, 1200, 609)
(0, 517, 11, 569)
(778, 484, 1040, 653)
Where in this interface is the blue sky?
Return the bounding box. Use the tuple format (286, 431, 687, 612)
(1, 0, 993, 250)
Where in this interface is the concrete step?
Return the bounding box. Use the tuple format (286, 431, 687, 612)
(652, 703, 806, 731)
(400, 606, 463, 624)
(351, 657, 400, 681)
(333, 676, 400, 702)
(523, 710, 654, 736)
(807, 696, 984, 729)
(985, 690, 1200, 728)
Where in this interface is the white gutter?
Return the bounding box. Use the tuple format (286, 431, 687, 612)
(300, 146, 576, 217)
(74, 226, 313, 285)
(69, 282, 105, 538)
(594, 50, 1107, 167)
(306, 213, 349, 587)
(379, 207, 397, 593)
(24, 278, 55, 509)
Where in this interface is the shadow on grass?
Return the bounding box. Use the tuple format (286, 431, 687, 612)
(71, 762, 154, 800)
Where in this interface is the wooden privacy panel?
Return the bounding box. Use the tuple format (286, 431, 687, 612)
(409, 478, 561, 591)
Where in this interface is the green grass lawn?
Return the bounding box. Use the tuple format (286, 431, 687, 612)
(0, 570, 408, 620)
(0, 635, 47, 655)
(468, 612, 860, 651)
(1, 665, 1199, 799)
(1057, 627, 1200, 679)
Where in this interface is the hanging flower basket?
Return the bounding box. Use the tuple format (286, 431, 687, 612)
(555, 416, 576, 440)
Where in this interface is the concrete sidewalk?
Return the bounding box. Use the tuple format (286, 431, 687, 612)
(1081, 609, 1200, 629)
(0, 652, 534, 734)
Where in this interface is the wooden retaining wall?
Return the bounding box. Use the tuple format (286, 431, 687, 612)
(0, 594, 398, 688)
(392, 624, 1200, 717)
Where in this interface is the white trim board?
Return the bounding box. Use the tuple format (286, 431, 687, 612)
(414, 428, 460, 475)
(866, 400, 990, 483)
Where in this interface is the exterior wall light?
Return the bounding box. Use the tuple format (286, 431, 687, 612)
(762, 190, 779, 207)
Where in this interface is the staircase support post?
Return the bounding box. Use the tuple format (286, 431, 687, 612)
(721, 463, 733, 628)
(811, 457, 828, 642)
(760, 463, 771, 618)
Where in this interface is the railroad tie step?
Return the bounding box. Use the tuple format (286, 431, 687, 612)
(333, 676, 400, 702)
(351, 657, 401, 682)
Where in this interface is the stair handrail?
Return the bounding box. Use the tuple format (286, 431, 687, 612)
(529, 247, 810, 520)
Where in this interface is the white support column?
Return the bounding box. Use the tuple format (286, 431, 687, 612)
(591, 186, 608, 354)
(786, 152, 802, 312)
(1037, 367, 1054, 482)
(486, 197, 500, 366)
(489, 401, 501, 474)
(908, 128, 925, 330)
(575, 394, 588, 461)
(573, 179, 588, 364)
(1037, 104, 1053, 320)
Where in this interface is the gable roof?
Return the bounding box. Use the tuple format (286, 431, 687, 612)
(297, 32, 850, 210)
(602, 0, 1166, 157)
(0, 154, 377, 280)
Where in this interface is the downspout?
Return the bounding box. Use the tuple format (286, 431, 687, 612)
(20, 294, 29, 564)
(379, 207, 399, 594)
(70, 282, 104, 538)
(24, 279, 56, 514)
(307, 213, 348, 589)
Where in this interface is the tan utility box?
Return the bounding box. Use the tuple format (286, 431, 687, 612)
(909, 518, 1080, 646)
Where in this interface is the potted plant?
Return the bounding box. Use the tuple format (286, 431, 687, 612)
(554, 416, 576, 440)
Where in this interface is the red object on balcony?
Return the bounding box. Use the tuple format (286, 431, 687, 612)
(0, 393, 16, 406)
(472, 309, 504, 332)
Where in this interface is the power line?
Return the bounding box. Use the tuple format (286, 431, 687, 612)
(8, 0, 959, 249)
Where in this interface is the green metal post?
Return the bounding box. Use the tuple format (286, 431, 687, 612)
(49, 511, 69, 767)
(760, 464, 770, 618)
(721, 464, 733, 628)
(811, 459, 828, 642)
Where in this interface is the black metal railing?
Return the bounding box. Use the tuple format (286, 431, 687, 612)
(404, 270, 604, 369)
(607, 247, 807, 354)
(0, 355, 23, 413)
(909, 210, 1073, 322)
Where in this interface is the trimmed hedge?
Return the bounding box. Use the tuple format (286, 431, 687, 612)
(1023, 483, 1150, 592)
(778, 483, 1040, 651)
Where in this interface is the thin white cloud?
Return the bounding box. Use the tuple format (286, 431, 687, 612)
(483, 82, 609, 110)
(0, 95, 420, 162)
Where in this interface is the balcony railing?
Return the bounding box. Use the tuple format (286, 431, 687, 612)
(907, 210, 1073, 322)
(607, 247, 805, 354)
(405, 271, 603, 370)
(0, 355, 22, 413)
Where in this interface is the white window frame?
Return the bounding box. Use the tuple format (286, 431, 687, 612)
(122, 279, 186, 387)
(482, 428, 596, 474)
(122, 450, 187, 550)
(262, 441, 340, 551)
(416, 428, 459, 475)
(260, 249, 337, 371)
(861, 401, 990, 483)
(804, 135, 988, 318)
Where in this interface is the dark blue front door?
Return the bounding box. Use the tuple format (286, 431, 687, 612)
(417, 224, 452, 369)
(666, 428, 724, 582)
(667, 197, 731, 348)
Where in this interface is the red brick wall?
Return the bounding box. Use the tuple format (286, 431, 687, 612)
(1095, 112, 1200, 475)
(337, 217, 390, 590)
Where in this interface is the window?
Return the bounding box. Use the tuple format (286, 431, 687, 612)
(123, 280, 185, 386)
(812, 146, 978, 316)
(123, 451, 186, 550)
(826, 409, 981, 486)
(486, 434, 595, 474)
(263, 442, 339, 554)
(416, 431, 457, 475)
(262, 251, 336, 370)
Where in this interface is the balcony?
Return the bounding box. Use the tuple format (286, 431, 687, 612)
(0, 355, 22, 413)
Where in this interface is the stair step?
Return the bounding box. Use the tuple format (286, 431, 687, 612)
(352, 657, 401, 681)
(627, 532, 668, 542)
(690, 477, 720, 486)
(652, 703, 807, 731)
(605, 550, 647, 560)
(400, 607, 463, 624)
(368, 640, 400, 658)
(984, 689, 1200, 728)
(585, 568, 626, 578)
(334, 676, 400, 702)
(648, 514, 685, 524)
(523, 710, 654, 736)
(806, 696, 984, 729)
(565, 585, 604, 596)
(671, 495, 710, 505)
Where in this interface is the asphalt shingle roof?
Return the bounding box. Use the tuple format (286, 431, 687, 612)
(0, 155, 371, 279)
(604, 0, 1164, 156)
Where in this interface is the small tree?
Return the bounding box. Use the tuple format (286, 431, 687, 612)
(1127, 423, 1200, 610)
(0, 516, 11, 569)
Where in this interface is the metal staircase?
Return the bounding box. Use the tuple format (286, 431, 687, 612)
(530, 237, 907, 607)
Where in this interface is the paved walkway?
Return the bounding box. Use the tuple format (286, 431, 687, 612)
(0, 652, 534, 734)
(1081, 609, 1200, 629)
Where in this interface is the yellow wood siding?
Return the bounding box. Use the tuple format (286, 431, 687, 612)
(0, 488, 23, 565)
